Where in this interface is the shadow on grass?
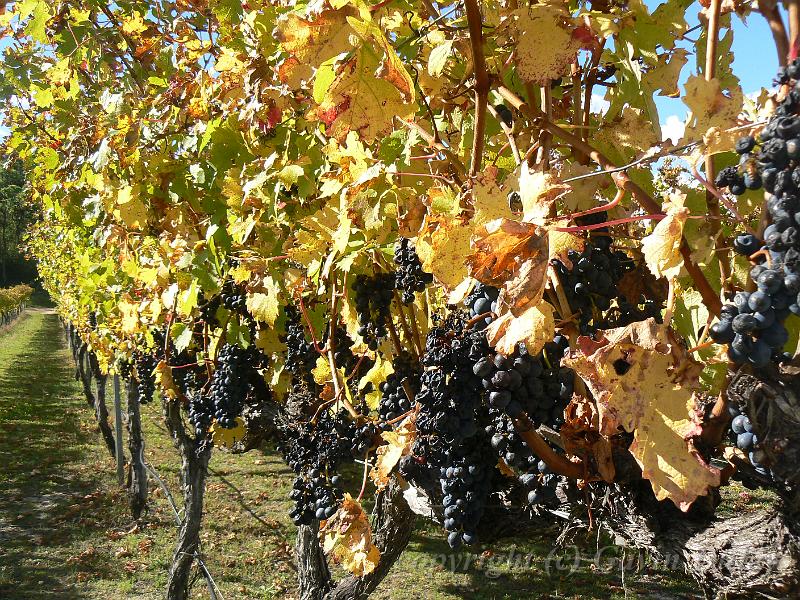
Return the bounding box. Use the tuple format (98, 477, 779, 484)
(0, 312, 118, 599)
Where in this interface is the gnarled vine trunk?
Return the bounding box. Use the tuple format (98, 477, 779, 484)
(297, 481, 416, 600)
(601, 478, 800, 598)
(74, 341, 116, 457)
(125, 378, 148, 520)
(163, 397, 212, 600)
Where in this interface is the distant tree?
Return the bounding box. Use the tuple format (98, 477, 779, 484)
(0, 160, 34, 284)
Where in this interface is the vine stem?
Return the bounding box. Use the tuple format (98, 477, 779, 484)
(465, 0, 490, 177)
(496, 84, 723, 317)
(400, 119, 467, 183)
(512, 414, 584, 479)
(703, 0, 731, 292)
(690, 154, 755, 234)
(760, 0, 790, 66)
(327, 281, 359, 419)
(357, 449, 371, 501)
(551, 214, 666, 232)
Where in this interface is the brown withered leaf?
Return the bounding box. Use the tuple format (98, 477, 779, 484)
(617, 262, 668, 306)
(561, 396, 615, 483)
(466, 218, 549, 312)
(320, 494, 380, 576)
(564, 319, 720, 511)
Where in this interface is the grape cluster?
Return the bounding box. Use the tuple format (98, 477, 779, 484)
(465, 283, 499, 330)
(276, 390, 354, 525)
(134, 351, 158, 404)
(378, 352, 421, 424)
(726, 403, 773, 480)
(394, 238, 433, 304)
(117, 358, 133, 381)
(411, 312, 495, 547)
(520, 460, 562, 507)
(188, 393, 216, 437)
(472, 335, 572, 429)
(323, 325, 366, 377)
(486, 409, 539, 471)
(353, 273, 395, 349)
(709, 289, 791, 367)
(711, 59, 800, 364)
(221, 280, 247, 314)
(552, 240, 636, 334)
(209, 343, 259, 428)
(439, 443, 494, 548)
(289, 470, 344, 524)
(282, 306, 317, 381)
(199, 295, 221, 326)
(88, 312, 98, 329)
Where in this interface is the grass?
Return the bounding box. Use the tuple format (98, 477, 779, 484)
(0, 310, 704, 599)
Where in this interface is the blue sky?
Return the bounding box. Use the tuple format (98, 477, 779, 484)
(651, 1, 785, 140)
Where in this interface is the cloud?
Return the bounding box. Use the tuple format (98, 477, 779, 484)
(590, 93, 610, 115)
(661, 114, 685, 144)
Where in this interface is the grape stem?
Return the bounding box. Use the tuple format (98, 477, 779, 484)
(690, 154, 755, 234)
(327, 281, 359, 419)
(465, 0, 490, 177)
(512, 414, 585, 479)
(554, 188, 625, 223)
(487, 104, 521, 164)
(297, 293, 326, 355)
(357, 449, 371, 501)
(551, 214, 666, 232)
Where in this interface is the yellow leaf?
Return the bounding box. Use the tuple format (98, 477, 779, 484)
(119, 300, 139, 334)
(358, 354, 394, 411)
(683, 75, 743, 142)
(313, 355, 332, 385)
(246, 277, 280, 325)
(154, 360, 178, 400)
(310, 44, 415, 142)
(519, 169, 569, 224)
(320, 494, 381, 576)
(548, 222, 585, 267)
(211, 417, 247, 449)
(347, 17, 415, 103)
(643, 48, 689, 98)
(177, 280, 199, 318)
(473, 167, 513, 224)
(121, 12, 148, 36)
(641, 192, 689, 280)
(511, 5, 581, 85)
(416, 218, 473, 291)
(564, 320, 721, 511)
(370, 419, 415, 490)
(274, 8, 356, 66)
(486, 300, 555, 357)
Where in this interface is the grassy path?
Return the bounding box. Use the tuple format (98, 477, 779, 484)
(0, 310, 703, 599)
(0, 309, 122, 598)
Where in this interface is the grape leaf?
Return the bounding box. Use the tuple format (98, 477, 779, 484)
(641, 192, 689, 280)
(467, 218, 549, 313)
(510, 5, 581, 85)
(320, 493, 380, 576)
(274, 8, 356, 66)
(211, 417, 247, 449)
(486, 299, 555, 357)
(370, 418, 415, 491)
(564, 319, 721, 511)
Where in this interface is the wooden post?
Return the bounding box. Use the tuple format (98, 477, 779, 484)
(113, 375, 125, 486)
